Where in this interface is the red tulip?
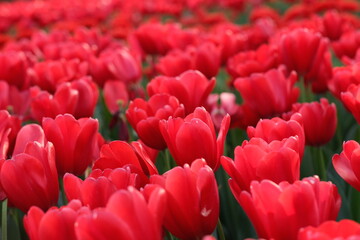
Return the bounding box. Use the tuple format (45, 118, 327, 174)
(332, 30, 360, 59)
(341, 84, 360, 124)
(227, 44, 279, 79)
(236, 177, 341, 240)
(92, 140, 158, 179)
(147, 70, 215, 115)
(285, 98, 337, 146)
(75, 186, 166, 240)
(298, 219, 360, 240)
(64, 168, 139, 209)
(24, 200, 90, 240)
(328, 63, 360, 99)
(332, 140, 360, 192)
(151, 159, 219, 240)
(27, 59, 88, 93)
(89, 48, 141, 87)
(0, 50, 30, 90)
(234, 67, 299, 120)
(247, 114, 305, 158)
(222, 136, 301, 192)
(278, 28, 329, 81)
(42, 114, 99, 176)
(0, 138, 59, 212)
(126, 93, 185, 150)
(160, 107, 230, 170)
(103, 80, 129, 115)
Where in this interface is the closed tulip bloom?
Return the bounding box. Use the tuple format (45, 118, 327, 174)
(341, 84, 360, 124)
(160, 107, 230, 170)
(63, 168, 139, 209)
(126, 93, 185, 150)
(151, 159, 219, 240)
(42, 114, 99, 176)
(234, 67, 299, 120)
(287, 98, 337, 146)
(24, 200, 90, 240)
(332, 140, 360, 192)
(147, 70, 215, 115)
(1, 140, 59, 212)
(298, 219, 360, 240)
(222, 137, 301, 192)
(236, 177, 341, 240)
(278, 28, 329, 79)
(103, 80, 129, 115)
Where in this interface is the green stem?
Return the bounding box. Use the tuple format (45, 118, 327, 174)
(166, 230, 174, 240)
(350, 187, 360, 221)
(317, 147, 327, 181)
(217, 218, 226, 240)
(2, 199, 7, 240)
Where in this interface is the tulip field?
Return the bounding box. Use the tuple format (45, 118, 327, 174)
(1, 0, 360, 239)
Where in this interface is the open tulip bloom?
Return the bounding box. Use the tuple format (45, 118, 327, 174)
(0, 0, 360, 240)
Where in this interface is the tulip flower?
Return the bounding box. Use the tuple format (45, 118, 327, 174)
(75, 186, 166, 240)
(0, 139, 59, 212)
(103, 80, 129, 115)
(64, 167, 139, 209)
(151, 159, 219, 240)
(298, 219, 360, 240)
(328, 63, 360, 99)
(147, 70, 215, 115)
(332, 140, 360, 192)
(160, 107, 230, 170)
(227, 44, 279, 79)
(126, 93, 185, 150)
(285, 98, 337, 146)
(341, 84, 360, 124)
(247, 114, 305, 158)
(222, 136, 301, 192)
(42, 114, 99, 176)
(92, 140, 158, 179)
(236, 177, 341, 240)
(234, 67, 299, 120)
(24, 200, 91, 240)
(278, 28, 330, 81)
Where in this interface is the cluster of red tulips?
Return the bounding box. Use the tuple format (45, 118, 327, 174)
(0, 0, 360, 239)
